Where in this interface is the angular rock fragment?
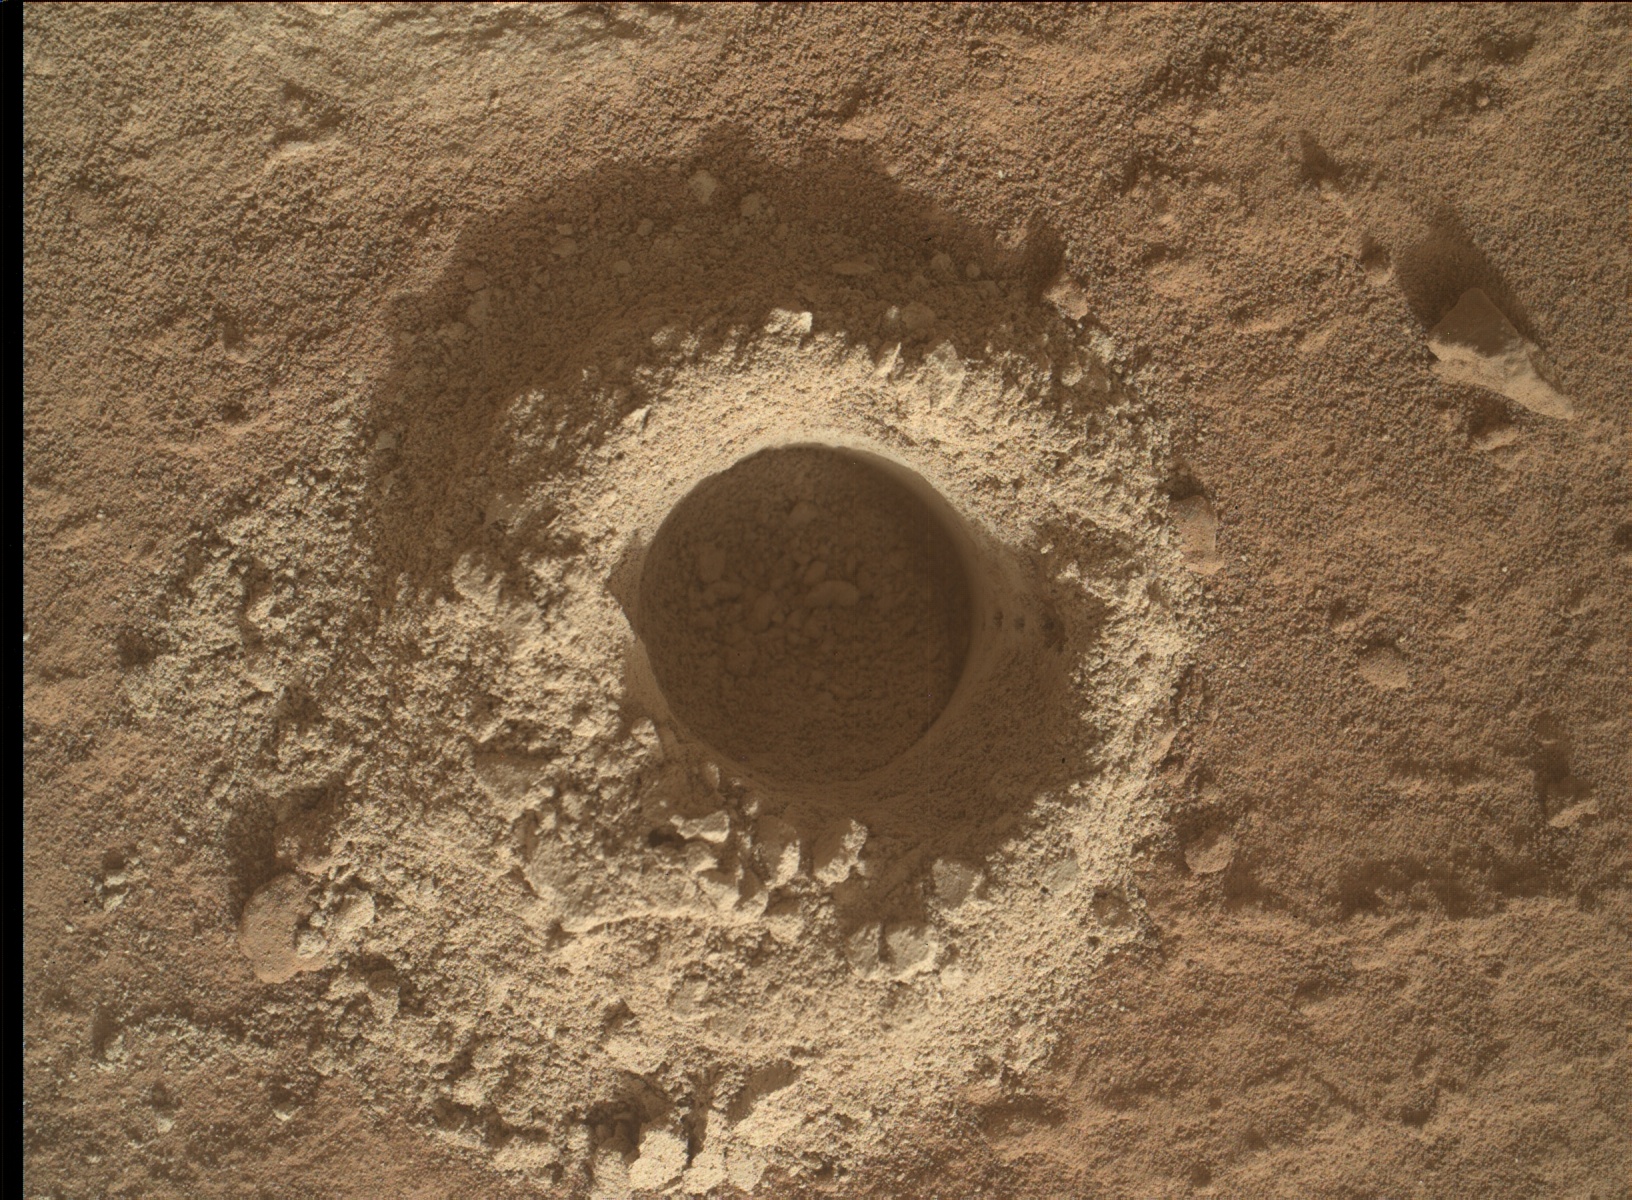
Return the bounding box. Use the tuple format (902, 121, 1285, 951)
(812, 819, 867, 885)
(1171, 495, 1224, 575)
(1427, 288, 1574, 419)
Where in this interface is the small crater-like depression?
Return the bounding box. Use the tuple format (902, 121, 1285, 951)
(637, 444, 976, 783)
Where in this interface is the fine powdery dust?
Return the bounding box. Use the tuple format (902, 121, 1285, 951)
(110, 161, 1197, 1193)
(637, 445, 973, 783)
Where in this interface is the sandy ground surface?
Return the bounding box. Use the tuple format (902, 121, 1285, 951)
(22, 4, 1630, 1198)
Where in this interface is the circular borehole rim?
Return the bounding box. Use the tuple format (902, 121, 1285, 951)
(629, 440, 1000, 787)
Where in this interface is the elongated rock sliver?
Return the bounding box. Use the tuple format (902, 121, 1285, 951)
(1427, 288, 1574, 420)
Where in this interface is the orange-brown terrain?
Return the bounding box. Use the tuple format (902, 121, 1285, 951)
(23, 5, 1629, 1197)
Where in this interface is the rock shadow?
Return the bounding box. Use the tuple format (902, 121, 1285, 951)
(361, 126, 1070, 595)
(1392, 203, 1539, 340)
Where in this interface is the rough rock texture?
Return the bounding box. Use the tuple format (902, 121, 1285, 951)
(23, 5, 1629, 1198)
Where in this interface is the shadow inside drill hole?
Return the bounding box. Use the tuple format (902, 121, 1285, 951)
(627, 441, 978, 785)
(813, 539, 1108, 953)
(361, 125, 1070, 601)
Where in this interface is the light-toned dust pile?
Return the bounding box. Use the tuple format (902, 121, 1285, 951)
(113, 167, 1196, 1193)
(638, 445, 973, 782)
